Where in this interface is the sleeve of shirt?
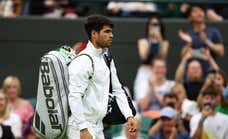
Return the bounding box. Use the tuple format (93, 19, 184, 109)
(110, 60, 133, 119)
(190, 114, 201, 137)
(212, 28, 223, 44)
(12, 113, 23, 138)
(68, 56, 93, 130)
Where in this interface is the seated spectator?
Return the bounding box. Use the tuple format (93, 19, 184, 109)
(0, 0, 22, 17)
(170, 83, 199, 132)
(138, 58, 174, 111)
(45, 0, 77, 18)
(169, 83, 186, 110)
(2, 76, 34, 138)
(107, 2, 158, 17)
(134, 16, 169, 102)
(198, 69, 228, 115)
(148, 107, 189, 139)
(175, 48, 219, 100)
(180, 3, 223, 21)
(179, 4, 224, 59)
(162, 93, 179, 111)
(190, 85, 228, 139)
(0, 89, 22, 139)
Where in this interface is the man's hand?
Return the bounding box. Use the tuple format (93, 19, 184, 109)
(201, 106, 213, 118)
(201, 48, 212, 61)
(169, 127, 177, 139)
(199, 31, 207, 42)
(126, 117, 137, 136)
(178, 30, 192, 44)
(80, 128, 93, 139)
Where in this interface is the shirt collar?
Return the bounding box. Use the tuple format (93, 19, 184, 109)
(87, 41, 108, 56)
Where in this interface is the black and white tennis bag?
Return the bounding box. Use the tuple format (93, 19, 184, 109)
(33, 46, 76, 139)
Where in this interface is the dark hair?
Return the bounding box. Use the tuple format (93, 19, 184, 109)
(186, 4, 206, 18)
(164, 93, 178, 101)
(84, 15, 114, 40)
(186, 58, 202, 70)
(201, 85, 222, 97)
(207, 69, 228, 87)
(145, 15, 166, 39)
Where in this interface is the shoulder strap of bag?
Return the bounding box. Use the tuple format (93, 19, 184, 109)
(104, 53, 113, 94)
(74, 54, 95, 79)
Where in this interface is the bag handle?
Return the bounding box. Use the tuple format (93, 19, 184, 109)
(104, 53, 113, 94)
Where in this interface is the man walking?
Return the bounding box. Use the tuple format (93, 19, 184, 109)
(67, 15, 137, 139)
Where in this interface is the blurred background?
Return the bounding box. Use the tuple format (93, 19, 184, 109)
(0, 0, 228, 139)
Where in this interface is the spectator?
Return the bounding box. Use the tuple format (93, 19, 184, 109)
(190, 85, 228, 139)
(0, 89, 22, 139)
(2, 76, 34, 138)
(138, 58, 174, 111)
(180, 3, 223, 21)
(42, 0, 78, 18)
(175, 48, 219, 100)
(148, 107, 189, 139)
(179, 4, 224, 59)
(169, 83, 187, 110)
(162, 93, 179, 111)
(0, 0, 22, 17)
(198, 69, 228, 115)
(107, 2, 158, 17)
(72, 42, 87, 54)
(134, 16, 169, 103)
(170, 83, 199, 132)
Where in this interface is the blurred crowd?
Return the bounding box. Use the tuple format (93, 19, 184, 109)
(0, 0, 228, 21)
(130, 4, 227, 139)
(0, 2, 228, 139)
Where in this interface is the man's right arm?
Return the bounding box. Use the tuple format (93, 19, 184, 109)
(68, 56, 93, 131)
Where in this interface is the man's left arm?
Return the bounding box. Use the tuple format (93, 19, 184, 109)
(110, 60, 133, 119)
(200, 30, 225, 57)
(110, 60, 137, 133)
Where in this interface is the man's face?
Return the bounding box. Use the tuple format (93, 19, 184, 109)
(163, 97, 178, 109)
(161, 117, 176, 134)
(94, 25, 113, 48)
(152, 60, 167, 80)
(187, 60, 202, 81)
(4, 80, 20, 100)
(214, 73, 224, 87)
(202, 94, 216, 108)
(189, 6, 205, 24)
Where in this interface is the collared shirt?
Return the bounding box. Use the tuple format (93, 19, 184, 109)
(68, 41, 133, 130)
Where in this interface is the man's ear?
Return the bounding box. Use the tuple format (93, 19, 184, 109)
(91, 30, 97, 40)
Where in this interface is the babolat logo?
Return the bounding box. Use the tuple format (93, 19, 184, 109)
(40, 60, 63, 131)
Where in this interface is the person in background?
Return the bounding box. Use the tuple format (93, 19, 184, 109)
(134, 16, 169, 103)
(198, 69, 228, 115)
(179, 4, 224, 59)
(0, 0, 22, 17)
(0, 89, 22, 139)
(170, 83, 199, 132)
(180, 3, 223, 21)
(107, 1, 158, 17)
(190, 85, 228, 139)
(175, 47, 219, 101)
(138, 58, 174, 111)
(162, 93, 179, 111)
(2, 76, 34, 138)
(148, 107, 189, 139)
